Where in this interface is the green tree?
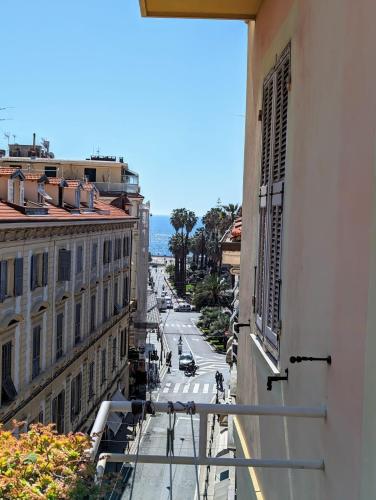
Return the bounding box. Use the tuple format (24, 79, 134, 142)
(222, 203, 239, 223)
(193, 274, 228, 310)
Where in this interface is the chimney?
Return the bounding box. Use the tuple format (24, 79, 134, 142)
(32, 133, 36, 148)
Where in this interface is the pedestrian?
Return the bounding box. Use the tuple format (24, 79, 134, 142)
(218, 372, 224, 392)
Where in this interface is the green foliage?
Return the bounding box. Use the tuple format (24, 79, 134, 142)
(197, 306, 230, 340)
(193, 275, 228, 310)
(0, 422, 99, 499)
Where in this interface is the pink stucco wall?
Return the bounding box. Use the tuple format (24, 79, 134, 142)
(238, 0, 376, 498)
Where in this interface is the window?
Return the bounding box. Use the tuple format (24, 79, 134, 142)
(91, 242, 98, 269)
(30, 253, 48, 290)
(114, 238, 122, 260)
(112, 337, 117, 371)
(74, 303, 81, 345)
(120, 329, 127, 359)
(90, 294, 96, 332)
(84, 168, 96, 182)
(123, 275, 129, 306)
(56, 313, 64, 360)
(71, 372, 82, 421)
(38, 409, 44, 424)
(101, 349, 106, 385)
(76, 246, 83, 274)
(1, 341, 17, 403)
(88, 361, 95, 400)
(255, 44, 290, 361)
(123, 235, 131, 257)
(103, 240, 112, 265)
(57, 249, 71, 282)
(45, 166, 57, 177)
(14, 257, 23, 296)
(103, 288, 108, 322)
(32, 325, 41, 379)
(52, 390, 65, 433)
(0, 261, 8, 301)
(0, 258, 24, 301)
(114, 281, 120, 315)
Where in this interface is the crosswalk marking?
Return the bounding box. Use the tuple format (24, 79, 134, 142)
(161, 382, 219, 395)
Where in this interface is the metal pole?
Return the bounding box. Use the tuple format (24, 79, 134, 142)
(107, 401, 327, 418)
(199, 412, 207, 459)
(99, 453, 325, 470)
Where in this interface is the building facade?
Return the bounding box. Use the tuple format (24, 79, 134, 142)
(0, 168, 135, 434)
(139, 1, 376, 499)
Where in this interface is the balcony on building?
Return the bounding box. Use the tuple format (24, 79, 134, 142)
(94, 171, 140, 196)
(139, 0, 262, 19)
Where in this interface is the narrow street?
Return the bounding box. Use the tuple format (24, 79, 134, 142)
(122, 266, 229, 499)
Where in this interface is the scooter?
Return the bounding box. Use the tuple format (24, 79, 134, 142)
(184, 363, 197, 377)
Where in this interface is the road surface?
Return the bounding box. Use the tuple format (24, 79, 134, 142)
(122, 266, 229, 499)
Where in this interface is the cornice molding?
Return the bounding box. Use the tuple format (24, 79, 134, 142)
(0, 221, 134, 243)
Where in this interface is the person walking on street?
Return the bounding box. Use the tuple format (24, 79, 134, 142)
(218, 372, 224, 392)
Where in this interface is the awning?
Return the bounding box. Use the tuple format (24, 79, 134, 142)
(107, 390, 127, 436)
(107, 412, 122, 436)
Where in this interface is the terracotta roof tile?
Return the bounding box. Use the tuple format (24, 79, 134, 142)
(0, 200, 131, 223)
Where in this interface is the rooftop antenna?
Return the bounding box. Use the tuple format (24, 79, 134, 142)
(3, 132, 10, 155)
(12, 134, 16, 143)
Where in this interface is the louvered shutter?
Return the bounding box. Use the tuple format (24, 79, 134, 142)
(264, 47, 290, 348)
(0, 261, 7, 302)
(109, 240, 113, 262)
(42, 253, 48, 286)
(52, 396, 58, 425)
(256, 75, 274, 332)
(30, 255, 38, 290)
(14, 257, 23, 296)
(71, 378, 76, 421)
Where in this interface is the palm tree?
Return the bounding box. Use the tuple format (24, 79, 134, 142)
(222, 203, 239, 223)
(170, 209, 185, 287)
(193, 274, 228, 309)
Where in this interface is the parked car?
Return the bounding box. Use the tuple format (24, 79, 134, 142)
(174, 302, 191, 312)
(179, 353, 195, 370)
(165, 297, 173, 309)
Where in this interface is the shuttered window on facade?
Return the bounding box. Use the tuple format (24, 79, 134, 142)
(70, 372, 82, 421)
(52, 390, 65, 433)
(14, 257, 23, 296)
(255, 43, 290, 361)
(88, 361, 95, 400)
(32, 325, 41, 379)
(56, 313, 64, 360)
(0, 261, 8, 302)
(58, 249, 71, 282)
(1, 341, 17, 403)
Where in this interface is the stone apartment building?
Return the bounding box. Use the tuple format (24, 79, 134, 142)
(139, 1, 376, 499)
(0, 167, 136, 433)
(0, 150, 150, 376)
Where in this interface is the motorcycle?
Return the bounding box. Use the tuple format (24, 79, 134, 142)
(184, 363, 197, 377)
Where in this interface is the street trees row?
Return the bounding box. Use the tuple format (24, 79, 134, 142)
(168, 203, 239, 295)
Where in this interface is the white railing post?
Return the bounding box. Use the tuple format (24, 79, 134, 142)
(199, 411, 208, 460)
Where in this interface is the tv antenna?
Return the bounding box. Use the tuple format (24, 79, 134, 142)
(3, 132, 10, 146)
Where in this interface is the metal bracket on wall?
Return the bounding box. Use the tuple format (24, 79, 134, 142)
(267, 368, 288, 391)
(290, 356, 331, 365)
(233, 323, 250, 334)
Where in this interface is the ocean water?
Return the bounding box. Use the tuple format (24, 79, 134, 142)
(149, 215, 174, 256)
(149, 214, 202, 256)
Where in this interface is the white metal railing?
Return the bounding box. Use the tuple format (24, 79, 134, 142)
(94, 182, 139, 194)
(89, 400, 326, 473)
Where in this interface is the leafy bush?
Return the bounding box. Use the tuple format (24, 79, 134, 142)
(0, 422, 98, 499)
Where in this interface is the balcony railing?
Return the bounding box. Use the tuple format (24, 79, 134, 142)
(94, 182, 139, 194)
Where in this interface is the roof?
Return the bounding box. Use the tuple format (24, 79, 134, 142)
(230, 217, 242, 241)
(0, 199, 131, 223)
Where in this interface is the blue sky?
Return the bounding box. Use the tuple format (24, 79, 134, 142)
(1, 1, 247, 215)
